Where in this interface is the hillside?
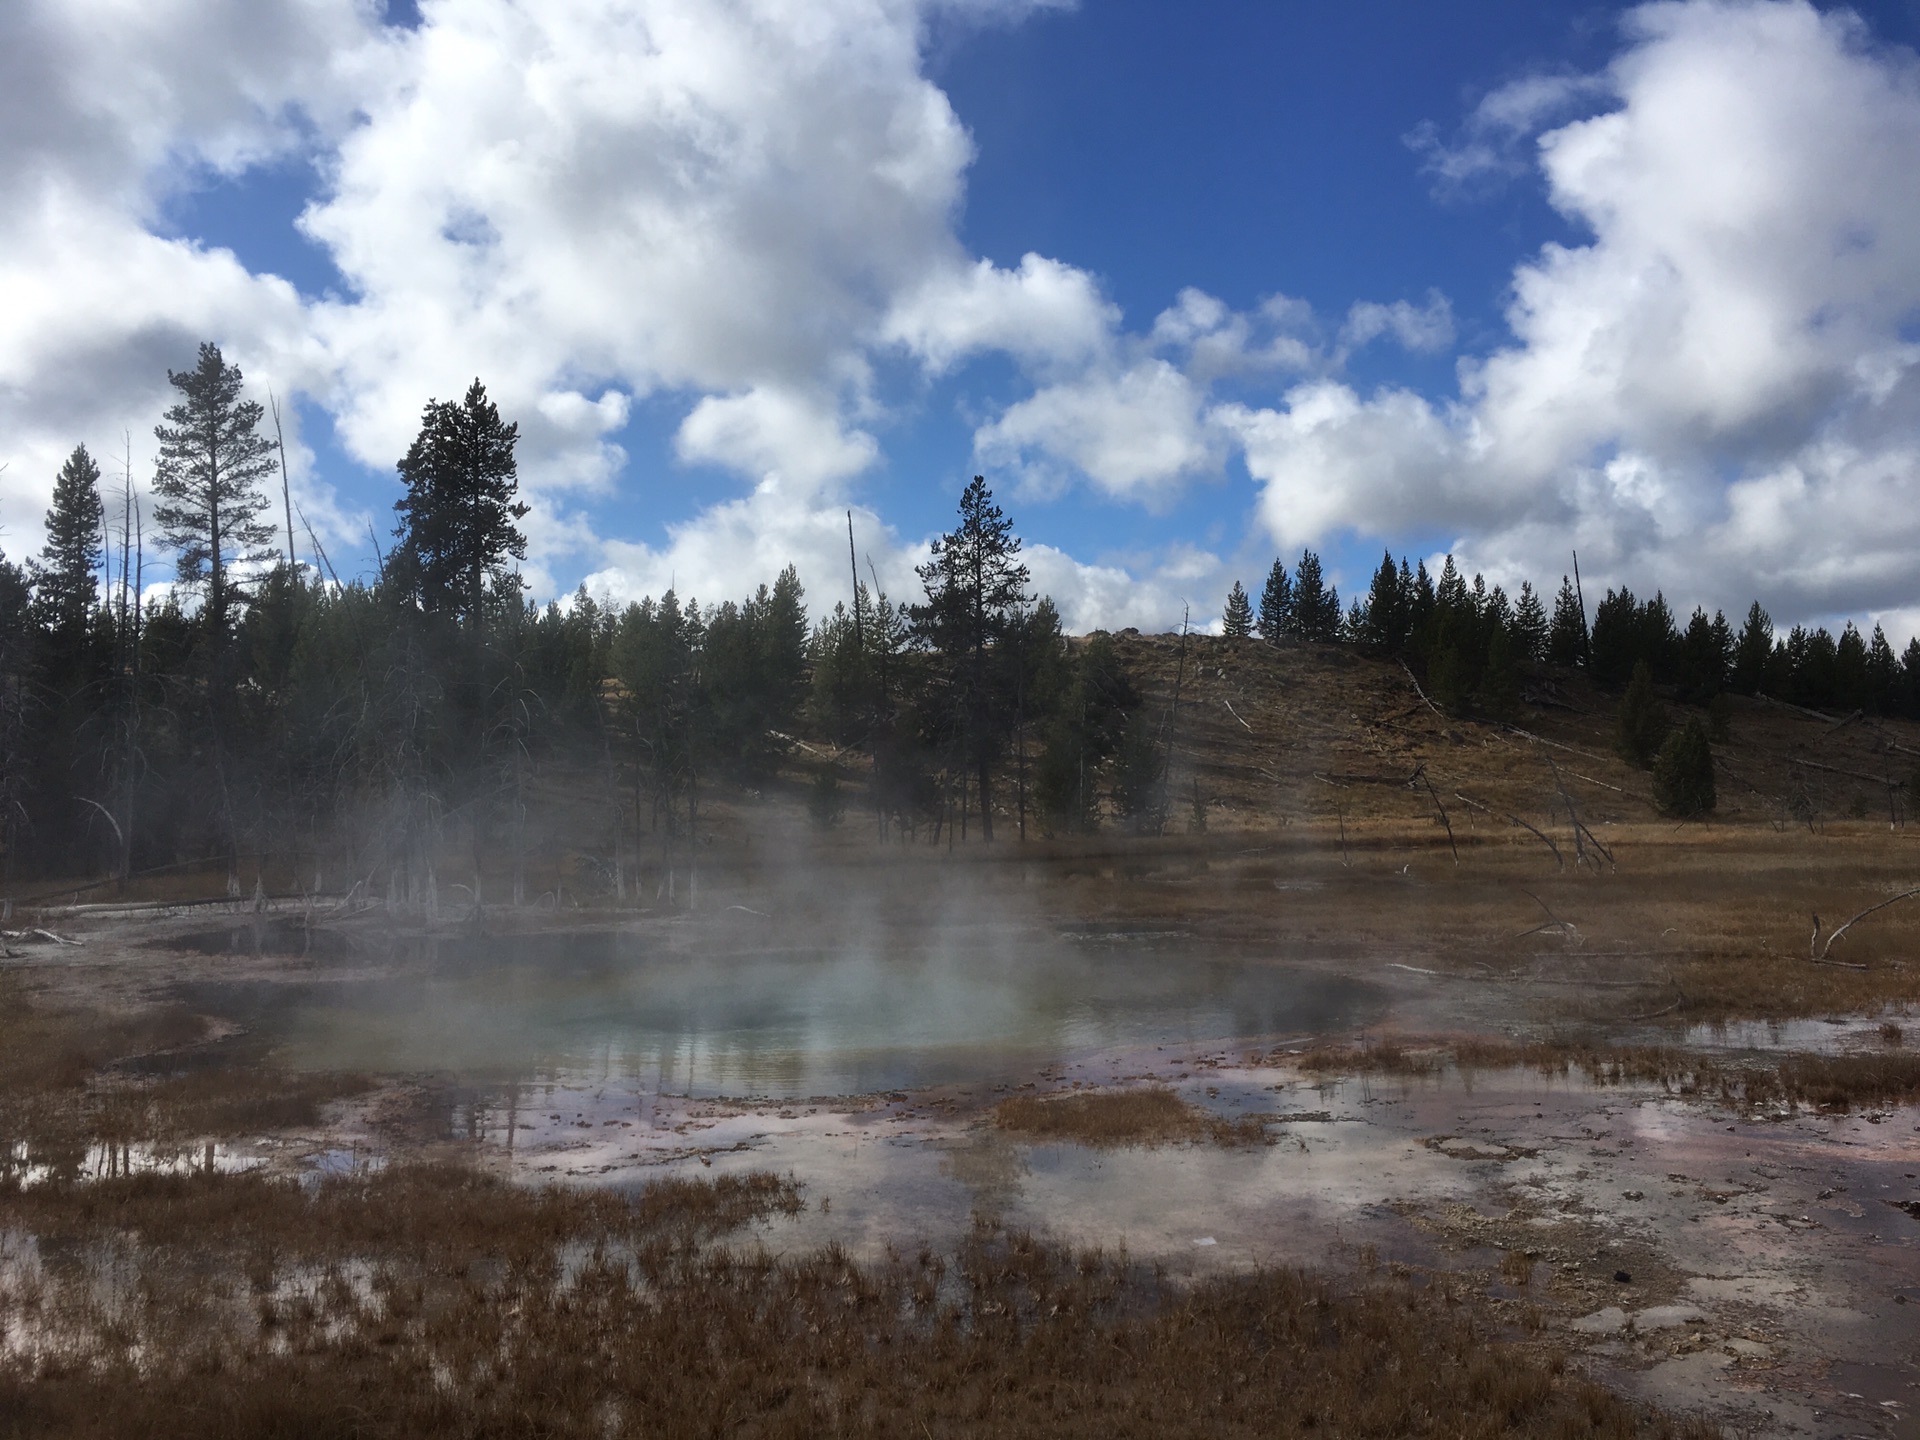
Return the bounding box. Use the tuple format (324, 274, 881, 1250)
(1096, 630, 1918, 838)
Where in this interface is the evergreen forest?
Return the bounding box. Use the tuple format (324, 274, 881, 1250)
(4, 343, 1917, 895)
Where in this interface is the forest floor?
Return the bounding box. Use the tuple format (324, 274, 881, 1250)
(4, 639, 1920, 1437)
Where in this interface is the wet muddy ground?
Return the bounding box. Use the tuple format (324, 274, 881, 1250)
(321, 1054, 1918, 1438)
(6, 891, 1920, 1438)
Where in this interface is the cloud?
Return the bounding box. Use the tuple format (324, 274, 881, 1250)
(1405, 71, 1612, 195)
(1339, 291, 1455, 356)
(0, 0, 1228, 631)
(1218, 382, 1474, 549)
(965, 286, 1329, 503)
(880, 252, 1118, 375)
(0, 0, 383, 554)
(976, 359, 1222, 505)
(15, 0, 1920, 642)
(579, 471, 1209, 633)
(1232, 0, 1920, 630)
(675, 388, 879, 491)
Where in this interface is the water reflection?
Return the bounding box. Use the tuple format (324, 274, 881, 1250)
(194, 930, 1385, 1097)
(1, 1137, 261, 1188)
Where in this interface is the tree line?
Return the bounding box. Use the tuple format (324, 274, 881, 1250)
(0, 347, 1183, 894)
(1223, 547, 1920, 724)
(7, 339, 1913, 891)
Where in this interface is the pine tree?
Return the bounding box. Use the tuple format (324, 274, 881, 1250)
(392, 380, 529, 625)
(1652, 717, 1716, 818)
(1409, 559, 1435, 631)
(1546, 576, 1585, 667)
(1512, 581, 1548, 663)
(1679, 606, 1728, 704)
(151, 343, 279, 641)
(1222, 580, 1253, 638)
(1588, 587, 1642, 687)
(1614, 660, 1669, 766)
(1255, 559, 1292, 642)
(1835, 622, 1870, 711)
(1474, 622, 1521, 721)
(1868, 623, 1898, 714)
(1362, 550, 1407, 652)
(1294, 550, 1337, 640)
(29, 445, 105, 646)
(1732, 602, 1773, 695)
(915, 476, 1031, 842)
(0, 552, 31, 882)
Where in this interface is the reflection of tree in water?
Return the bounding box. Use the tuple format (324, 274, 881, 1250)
(216, 935, 1385, 1097)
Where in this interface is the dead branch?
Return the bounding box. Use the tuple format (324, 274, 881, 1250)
(1399, 659, 1443, 718)
(1517, 887, 1579, 945)
(1414, 767, 1459, 864)
(1753, 692, 1843, 724)
(1622, 984, 1685, 1021)
(1315, 768, 1424, 787)
(1790, 756, 1901, 788)
(1814, 886, 1920, 962)
(1818, 709, 1864, 740)
(1507, 728, 1632, 793)
(1453, 791, 1563, 868)
(1712, 758, 1770, 799)
(72, 795, 125, 850)
(1548, 758, 1615, 869)
(1220, 698, 1254, 733)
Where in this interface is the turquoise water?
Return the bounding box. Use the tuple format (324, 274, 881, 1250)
(181, 928, 1386, 1098)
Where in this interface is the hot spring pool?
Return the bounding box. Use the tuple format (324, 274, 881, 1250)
(176, 927, 1387, 1098)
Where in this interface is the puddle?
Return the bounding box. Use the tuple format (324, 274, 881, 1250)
(181, 929, 1386, 1097)
(153, 920, 358, 961)
(1681, 1017, 1908, 1054)
(1, 1137, 263, 1188)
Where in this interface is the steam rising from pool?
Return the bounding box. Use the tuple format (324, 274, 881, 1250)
(191, 929, 1385, 1098)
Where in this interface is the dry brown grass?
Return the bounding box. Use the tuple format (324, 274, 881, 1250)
(993, 1086, 1269, 1148)
(0, 975, 370, 1163)
(0, 1164, 1714, 1440)
(0, 986, 203, 1096)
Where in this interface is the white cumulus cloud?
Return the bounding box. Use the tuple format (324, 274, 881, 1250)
(1235, 0, 1920, 630)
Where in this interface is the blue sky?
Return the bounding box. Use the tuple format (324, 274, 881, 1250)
(10, 0, 1920, 635)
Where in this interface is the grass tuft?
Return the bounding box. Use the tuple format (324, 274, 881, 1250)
(993, 1086, 1268, 1148)
(0, 1166, 1714, 1440)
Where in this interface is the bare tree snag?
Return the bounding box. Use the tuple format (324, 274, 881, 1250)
(1399, 659, 1443, 718)
(1408, 764, 1458, 864)
(1812, 886, 1920, 964)
(1453, 791, 1563, 868)
(1548, 758, 1615, 869)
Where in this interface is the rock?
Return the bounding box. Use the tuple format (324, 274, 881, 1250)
(1613, 1269, 1633, 1283)
(1634, 1305, 1706, 1331)
(1572, 1307, 1628, 1336)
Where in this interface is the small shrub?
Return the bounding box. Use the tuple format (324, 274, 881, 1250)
(1614, 660, 1670, 766)
(1426, 641, 1472, 716)
(1652, 717, 1716, 818)
(1707, 690, 1733, 742)
(1472, 626, 1521, 722)
(807, 766, 844, 830)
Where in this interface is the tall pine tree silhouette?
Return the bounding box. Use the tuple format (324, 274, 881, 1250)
(30, 445, 104, 653)
(915, 476, 1030, 842)
(152, 344, 278, 645)
(392, 380, 529, 627)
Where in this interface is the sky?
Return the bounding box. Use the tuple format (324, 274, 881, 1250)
(8, 0, 1920, 637)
